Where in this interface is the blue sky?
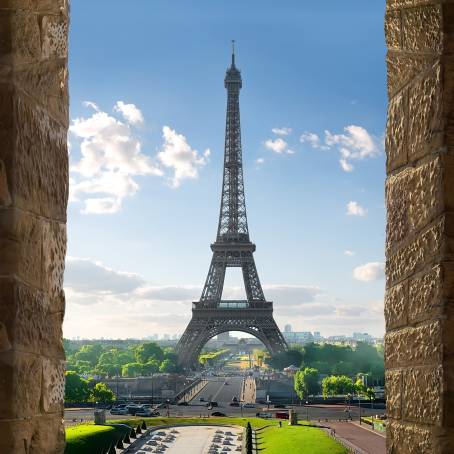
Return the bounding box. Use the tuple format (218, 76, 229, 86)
(64, 1, 387, 339)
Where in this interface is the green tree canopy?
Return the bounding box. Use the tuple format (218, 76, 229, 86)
(65, 371, 90, 402)
(135, 342, 164, 364)
(294, 367, 320, 400)
(121, 362, 143, 378)
(159, 359, 177, 373)
(89, 382, 115, 403)
(322, 375, 355, 398)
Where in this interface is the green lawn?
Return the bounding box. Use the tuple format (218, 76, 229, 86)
(258, 422, 348, 454)
(66, 417, 347, 454)
(65, 423, 131, 454)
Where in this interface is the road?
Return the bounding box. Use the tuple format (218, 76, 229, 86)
(190, 376, 243, 405)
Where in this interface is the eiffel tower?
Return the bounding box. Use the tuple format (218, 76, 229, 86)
(176, 43, 287, 369)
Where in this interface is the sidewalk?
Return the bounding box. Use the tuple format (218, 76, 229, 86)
(323, 421, 385, 454)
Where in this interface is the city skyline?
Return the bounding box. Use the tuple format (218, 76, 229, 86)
(64, 1, 386, 339)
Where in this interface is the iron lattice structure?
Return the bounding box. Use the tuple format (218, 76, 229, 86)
(176, 46, 287, 369)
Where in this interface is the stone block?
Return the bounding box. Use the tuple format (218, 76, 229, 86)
(0, 278, 65, 357)
(403, 366, 443, 425)
(386, 52, 437, 97)
(0, 158, 11, 206)
(386, 419, 433, 454)
(408, 265, 443, 324)
(0, 208, 43, 288)
(13, 93, 68, 220)
(385, 10, 402, 50)
(384, 281, 407, 329)
(386, 157, 443, 251)
(42, 220, 66, 300)
(0, 351, 42, 419)
(30, 414, 65, 454)
(402, 5, 442, 53)
(386, 216, 444, 286)
(408, 63, 443, 162)
(385, 321, 442, 368)
(40, 14, 68, 60)
(13, 59, 68, 124)
(41, 357, 65, 413)
(0, 419, 32, 454)
(386, 91, 407, 172)
(386, 370, 402, 418)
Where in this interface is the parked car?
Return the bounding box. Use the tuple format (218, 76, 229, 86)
(232, 396, 238, 402)
(206, 401, 218, 407)
(110, 407, 129, 415)
(177, 401, 189, 406)
(229, 402, 240, 407)
(199, 397, 205, 402)
(126, 404, 143, 415)
(274, 404, 286, 409)
(212, 411, 226, 417)
(136, 409, 160, 417)
(243, 403, 255, 408)
(256, 412, 272, 419)
(155, 403, 166, 409)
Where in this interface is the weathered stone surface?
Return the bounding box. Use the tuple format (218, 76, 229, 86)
(13, 93, 68, 219)
(384, 281, 407, 329)
(385, 321, 442, 368)
(403, 366, 443, 424)
(402, 5, 442, 53)
(386, 157, 443, 250)
(30, 414, 65, 454)
(42, 220, 66, 300)
(0, 278, 65, 357)
(40, 14, 68, 60)
(408, 63, 443, 161)
(0, 208, 43, 288)
(386, 52, 437, 97)
(408, 265, 443, 324)
(386, 216, 444, 286)
(0, 158, 11, 205)
(41, 357, 65, 413)
(387, 419, 433, 454)
(0, 351, 42, 418)
(386, 370, 402, 419)
(0, 419, 31, 454)
(385, 10, 401, 50)
(386, 91, 406, 172)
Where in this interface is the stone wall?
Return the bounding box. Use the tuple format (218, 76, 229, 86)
(0, 0, 68, 452)
(385, 1, 454, 452)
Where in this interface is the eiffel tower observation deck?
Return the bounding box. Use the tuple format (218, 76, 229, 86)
(176, 43, 287, 369)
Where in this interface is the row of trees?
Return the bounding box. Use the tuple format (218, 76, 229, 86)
(267, 342, 384, 384)
(65, 341, 180, 378)
(198, 348, 230, 366)
(294, 368, 376, 401)
(65, 371, 115, 403)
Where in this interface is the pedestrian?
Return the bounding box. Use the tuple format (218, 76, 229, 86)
(279, 421, 282, 428)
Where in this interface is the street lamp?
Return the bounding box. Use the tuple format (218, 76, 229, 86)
(166, 399, 170, 417)
(305, 401, 309, 421)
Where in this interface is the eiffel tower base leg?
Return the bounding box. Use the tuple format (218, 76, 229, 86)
(175, 308, 287, 370)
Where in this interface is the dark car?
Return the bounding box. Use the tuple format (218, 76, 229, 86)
(207, 401, 219, 407)
(199, 397, 205, 402)
(229, 401, 240, 407)
(232, 396, 238, 402)
(212, 411, 226, 417)
(177, 401, 189, 406)
(274, 404, 286, 409)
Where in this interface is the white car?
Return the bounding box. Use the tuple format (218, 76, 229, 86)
(243, 403, 255, 408)
(110, 407, 129, 415)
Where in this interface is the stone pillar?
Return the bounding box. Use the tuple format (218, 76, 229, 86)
(385, 1, 454, 452)
(0, 1, 68, 453)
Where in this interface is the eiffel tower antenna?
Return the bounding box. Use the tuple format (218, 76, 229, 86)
(176, 45, 287, 369)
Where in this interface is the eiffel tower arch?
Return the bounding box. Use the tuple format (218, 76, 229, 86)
(176, 43, 287, 369)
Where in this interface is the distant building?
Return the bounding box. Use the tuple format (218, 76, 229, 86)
(283, 331, 314, 345)
(284, 324, 292, 333)
(313, 331, 321, 340)
(352, 332, 374, 342)
(217, 332, 231, 342)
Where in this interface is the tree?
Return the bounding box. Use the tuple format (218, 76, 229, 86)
(135, 343, 164, 364)
(74, 344, 103, 366)
(142, 360, 160, 375)
(159, 359, 177, 373)
(354, 378, 366, 396)
(65, 371, 90, 402)
(89, 382, 115, 403)
(267, 349, 303, 370)
(121, 362, 143, 378)
(322, 375, 354, 398)
(294, 368, 320, 400)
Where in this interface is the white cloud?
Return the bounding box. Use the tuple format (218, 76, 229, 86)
(113, 101, 144, 125)
(346, 201, 367, 217)
(344, 250, 355, 256)
(300, 132, 322, 149)
(264, 138, 294, 155)
(272, 127, 292, 136)
(83, 101, 100, 111)
(69, 103, 163, 214)
(157, 126, 210, 188)
(256, 158, 265, 165)
(300, 125, 381, 172)
(353, 262, 385, 282)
